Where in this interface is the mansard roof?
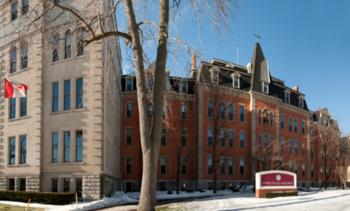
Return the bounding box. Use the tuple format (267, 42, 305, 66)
(196, 43, 308, 111)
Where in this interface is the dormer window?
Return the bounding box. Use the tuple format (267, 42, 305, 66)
(262, 82, 269, 94)
(299, 96, 304, 109)
(126, 77, 134, 91)
(231, 72, 241, 89)
(180, 80, 188, 93)
(284, 90, 291, 103)
(210, 67, 219, 84)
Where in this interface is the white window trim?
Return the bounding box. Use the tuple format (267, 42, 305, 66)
(209, 67, 220, 84)
(231, 72, 241, 89)
(262, 81, 269, 94)
(298, 96, 304, 108)
(284, 90, 291, 103)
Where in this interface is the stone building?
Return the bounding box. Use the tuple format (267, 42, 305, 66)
(0, 0, 122, 199)
(120, 42, 317, 191)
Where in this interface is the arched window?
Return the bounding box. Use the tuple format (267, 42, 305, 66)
(219, 103, 225, 120)
(11, 1, 18, 21)
(52, 33, 59, 62)
(228, 103, 234, 120)
(22, 0, 29, 15)
(77, 29, 84, 56)
(10, 47, 17, 73)
(64, 30, 71, 59)
(20, 42, 28, 69)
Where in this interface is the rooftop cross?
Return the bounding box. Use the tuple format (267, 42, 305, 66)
(253, 33, 261, 42)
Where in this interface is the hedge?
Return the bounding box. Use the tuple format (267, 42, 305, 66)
(0, 191, 76, 205)
(265, 191, 298, 198)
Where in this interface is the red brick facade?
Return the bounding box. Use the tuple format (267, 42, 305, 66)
(120, 43, 341, 192)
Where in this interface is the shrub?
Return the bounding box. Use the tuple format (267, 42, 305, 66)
(265, 191, 298, 198)
(0, 191, 76, 205)
(167, 190, 173, 194)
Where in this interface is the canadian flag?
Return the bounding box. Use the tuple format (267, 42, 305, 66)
(4, 78, 28, 98)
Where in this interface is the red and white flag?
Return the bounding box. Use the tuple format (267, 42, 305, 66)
(4, 78, 28, 98)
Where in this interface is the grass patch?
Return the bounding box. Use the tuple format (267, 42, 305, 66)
(0, 204, 44, 211)
(157, 205, 187, 211)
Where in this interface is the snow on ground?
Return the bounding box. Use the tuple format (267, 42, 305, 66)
(159, 189, 350, 211)
(1, 189, 350, 211)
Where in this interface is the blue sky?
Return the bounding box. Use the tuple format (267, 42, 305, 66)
(118, 0, 350, 134)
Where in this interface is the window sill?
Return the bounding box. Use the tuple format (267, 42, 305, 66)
(50, 161, 85, 165)
(8, 68, 29, 76)
(8, 115, 30, 122)
(50, 108, 85, 115)
(51, 54, 86, 65)
(7, 164, 30, 168)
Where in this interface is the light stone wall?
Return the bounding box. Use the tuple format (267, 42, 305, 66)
(0, 0, 121, 199)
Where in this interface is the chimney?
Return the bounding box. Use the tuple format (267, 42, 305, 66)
(292, 85, 299, 92)
(191, 53, 197, 70)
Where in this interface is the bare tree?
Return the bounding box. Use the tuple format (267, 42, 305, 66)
(336, 137, 350, 189)
(14, 0, 234, 210)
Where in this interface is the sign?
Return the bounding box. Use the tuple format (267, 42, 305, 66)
(261, 172, 294, 187)
(255, 170, 297, 198)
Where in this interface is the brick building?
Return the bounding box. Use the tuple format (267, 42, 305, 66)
(121, 42, 340, 191)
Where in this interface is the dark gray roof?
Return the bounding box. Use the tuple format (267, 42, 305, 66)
(250, 42, 271, 92)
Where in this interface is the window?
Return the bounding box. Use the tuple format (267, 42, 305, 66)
(302, 143, 305, 156)
(126, 103, 133, 118)
(270, 112, 274, 126)
(9, 98, 16, 119)
(311, 165, 314, 177)
(239, 131, 245, 149)
(75, 178, 82, 196)
(181, 158, 187, 175)
(8, 178, 15, 191)
(288, 118, 292, 132)
(52, 132, 58, 163)
(52, 82, 59, 112)
(207, 128, 213, 145)
(126, 156, 132, 174)
(10, 47, 17, 73)
(126, 128, 132, 145)
(301, 121, 305, 134)
(228, 104, 234, 120)
(258, 109, 261, 125)
(51, 178, 58, 192)
(126, 78, 133, 91)
(288, 139, 293, 154)
(210, 67, 219, 84)
(64, 30, 71, 59)
(75, 78, 84, 109)
(284, 91, 290, 103)
(22, 0, 29, 15)
(208, 155, 213, 174)
(181, 128, 187, 146)
(208, 100, 213, 118)
(19, 178, 26, 191)
(76, 131, 83, 162)
(294, 119, 298, 133)
(228, 130, 234, 147)
(20, 97, 27, 117)
(63, 178, 70, 192)
(228, 158, 233, 175)
(299, 96, 304, 109)
(280, 114, 285, 129)
(239, 105, 245, 122)
(181, 103, 187, 120)
(219, 103, 225, 120)
(9, 137, 16, 165)
(239, 158, 244, 175)
(77, 30, 84, 56)
(180, 80, 188, 93)
(19, 135, 26, 164)
(52, 33, 59, 62)
(220, 157, 225, 175)
(20, 43, 28, 69)
(280, 137, 285, 153)
(63, 131, 70, 162)
(63, 80, 71, 111)
(161, 128, 167, 145)
(232, 72, 240, 88)
(160, 157, 167, 174)
(11, 1, 18, 21)
(220, 128, 225, 146)
(262, 82, 269, 94)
